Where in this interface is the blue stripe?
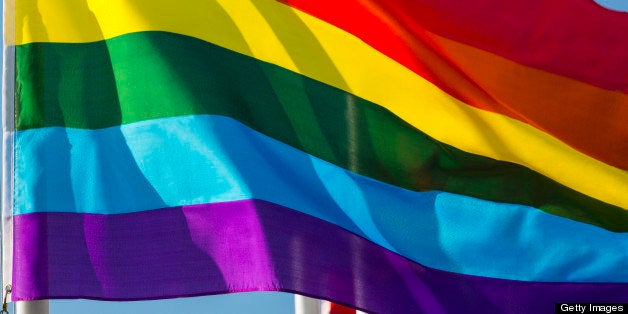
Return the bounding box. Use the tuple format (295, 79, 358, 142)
(14, 114, 628, 282)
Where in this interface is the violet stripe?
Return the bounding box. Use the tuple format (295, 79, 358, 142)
(13, 200, 628, 313)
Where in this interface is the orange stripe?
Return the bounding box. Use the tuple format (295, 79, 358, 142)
(428, 33, 628, 169)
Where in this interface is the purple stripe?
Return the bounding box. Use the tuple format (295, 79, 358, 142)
(13, 200, 628, 313)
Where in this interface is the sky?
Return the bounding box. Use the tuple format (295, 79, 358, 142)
(593, 0, 628, 11)
(50, 293, 295, 314)
(2, 292, 296, 313)
(0, 5, 296, 314)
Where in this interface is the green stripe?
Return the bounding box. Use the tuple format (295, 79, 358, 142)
(15, 31, 627, 231)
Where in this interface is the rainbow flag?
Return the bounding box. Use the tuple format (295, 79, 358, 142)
(3, 0, 627, 312)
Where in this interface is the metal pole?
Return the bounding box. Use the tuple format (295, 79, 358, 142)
(295, 294, 320, 314)
(15, 300, 49, 314)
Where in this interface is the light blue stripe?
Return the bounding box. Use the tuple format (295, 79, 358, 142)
(14, 115, 628, 282)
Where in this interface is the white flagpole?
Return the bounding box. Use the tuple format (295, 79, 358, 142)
(15, 301, 49, 314)
(295, 295, 320, 314)
(2, 0, 49, 313)
(1, 0, 15, 306)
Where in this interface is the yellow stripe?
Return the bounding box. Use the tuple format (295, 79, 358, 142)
(13, 0, 628, 208)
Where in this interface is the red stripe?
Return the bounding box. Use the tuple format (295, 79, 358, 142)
(329, 302, 357, 314)
(280, 0, 628, 93)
